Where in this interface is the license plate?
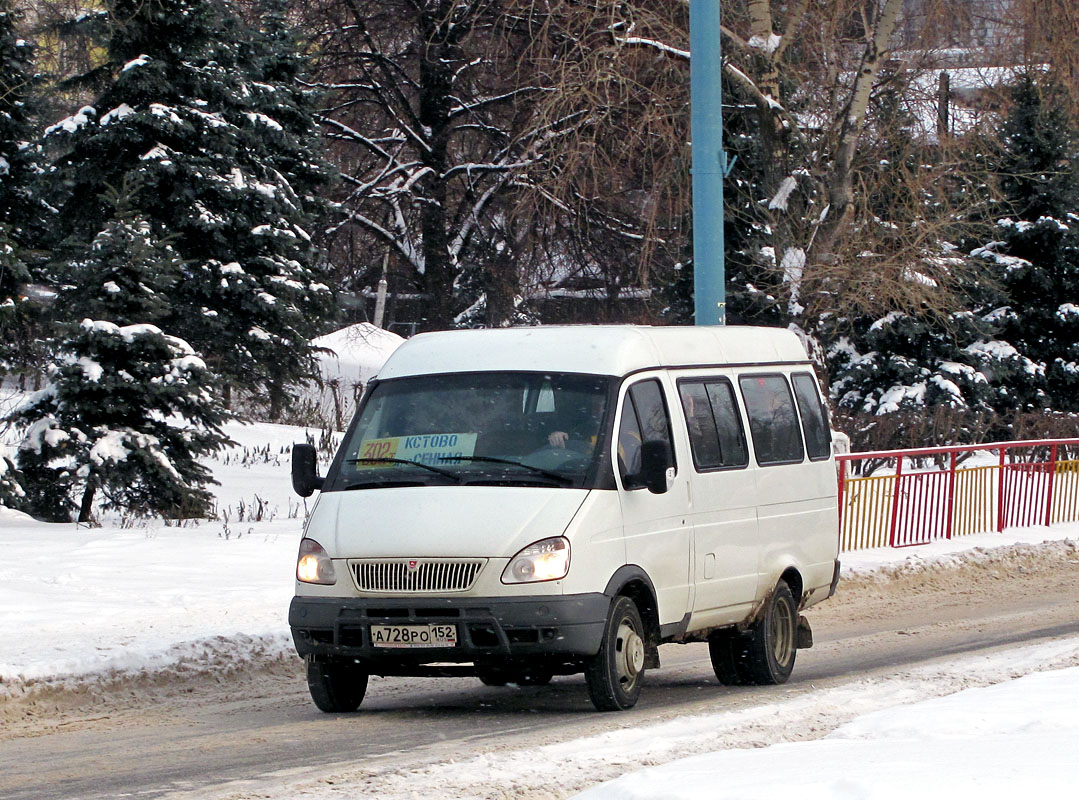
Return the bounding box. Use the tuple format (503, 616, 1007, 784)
(370, 624, 458, 648)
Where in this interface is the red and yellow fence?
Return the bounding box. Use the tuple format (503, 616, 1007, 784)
(837, 439, 1079, 551)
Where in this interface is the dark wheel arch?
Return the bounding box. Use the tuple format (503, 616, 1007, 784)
(603, 565, 661, 650)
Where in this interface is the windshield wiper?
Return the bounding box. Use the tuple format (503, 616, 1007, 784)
(438, 455, 573, 485)
(346, 457, 462, 482)
(342, 479, 428, 491)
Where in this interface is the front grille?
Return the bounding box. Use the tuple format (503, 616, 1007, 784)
(349, 559, 487, 593)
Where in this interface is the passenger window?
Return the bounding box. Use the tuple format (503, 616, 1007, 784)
(680, 383, 721, 468)
(678, 380, 748, 470)
(792, 373, 831, 461)
(738, 374, 804, 466)
(707, 381, 749, 468)
(617, 379, 675, 488)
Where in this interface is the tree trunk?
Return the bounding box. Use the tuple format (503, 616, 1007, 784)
(417, 3, 456, 331)
(810, 0, 904, 264)
(268, 378, 284, 422)
(79, 481, 96, 524)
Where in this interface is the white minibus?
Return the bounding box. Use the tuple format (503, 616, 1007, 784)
(290, 325, 840, 711)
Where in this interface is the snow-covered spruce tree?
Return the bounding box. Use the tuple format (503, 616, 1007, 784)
(817, 67, 1040, 448)
(58, 177, 179, 324)
(968, 75, 1079, 412)
(827, 303, 1047, 424)
(43, 0, 334, 418)
(12, 320, 229, 522)
(0, 1, 39, 379)
(9, 182, 230, 522)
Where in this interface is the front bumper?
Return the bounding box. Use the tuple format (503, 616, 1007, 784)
(289, 593, 610, 672)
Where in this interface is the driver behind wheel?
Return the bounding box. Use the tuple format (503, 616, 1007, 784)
(547, 391, 606, 451)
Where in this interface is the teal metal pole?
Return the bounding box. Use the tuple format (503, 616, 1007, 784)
(689, 0, 725, 326)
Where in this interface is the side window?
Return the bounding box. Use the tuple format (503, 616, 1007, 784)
(706, 380, 749, 468)
(616, 394, 643, 481)
(680, 382, 721, 468)
(617, 379, 675, 488)
(679, 379, 748, 470)
(738, 374, 804, 466)
(792, 373, 831, 461)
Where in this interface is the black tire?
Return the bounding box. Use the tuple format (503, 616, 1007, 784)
(742, 580, 798, 685)
(306, 656, 369, 712)
(477, 669, 508, 687)
(585, 596, 647, 711)
(707, 629, 752, 686)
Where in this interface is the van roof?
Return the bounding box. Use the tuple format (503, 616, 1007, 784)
(376, 325, 810, 379)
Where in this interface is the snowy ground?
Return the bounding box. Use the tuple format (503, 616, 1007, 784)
(2, 417, 1078, 798)
(574, 650, 1079, 799)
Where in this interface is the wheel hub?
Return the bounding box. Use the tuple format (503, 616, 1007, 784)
(618, 621, 646, 679)
(771, 599, 795, 667)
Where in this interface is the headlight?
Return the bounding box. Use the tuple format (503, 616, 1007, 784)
(296, 538, 337, 585)
(502, 537, 570, 584)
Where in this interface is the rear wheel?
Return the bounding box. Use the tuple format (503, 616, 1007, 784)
(743, 580, 798, 685)
(707, 629, 751, 686)
(477, 669, 508, 687)
(585, 596, 647, 711)
(306, 657, 369, 712)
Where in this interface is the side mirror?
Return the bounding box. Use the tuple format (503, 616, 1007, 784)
(292, 443, 324, 497)
(640, 440, 672, 494)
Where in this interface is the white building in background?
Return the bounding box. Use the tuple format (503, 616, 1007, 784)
(899, 0, 1023, 63)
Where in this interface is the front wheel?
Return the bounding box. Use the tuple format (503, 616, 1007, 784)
(306, 656, 369, 712)
(742, 580, 798, 685)
(585, 596, 647, 711)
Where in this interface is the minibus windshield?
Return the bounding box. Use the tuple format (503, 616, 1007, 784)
(326, 372, 613, 491)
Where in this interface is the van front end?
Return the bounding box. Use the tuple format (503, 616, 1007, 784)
(288, 484, 624, 694)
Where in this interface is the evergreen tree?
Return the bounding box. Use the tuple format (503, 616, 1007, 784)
(8, 182, 230, 521)
(997, 76, 1079, 220)
(819, 73, 1058, 435)
(43, 0, 334, 417)
(827, 303, 1046, 420)
(59, 177, 179, 324)
(721, 69, 795, 330)
(11, 320, 230, 522)
(968, 74, 1079, 411)
(0, 1, 38, 377)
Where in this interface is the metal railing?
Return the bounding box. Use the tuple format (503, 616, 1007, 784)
(836, 439, 1079, 551)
